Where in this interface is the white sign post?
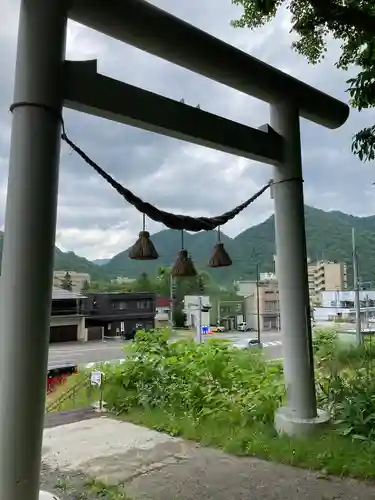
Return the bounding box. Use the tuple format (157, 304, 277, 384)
(90, 370, 104, 410)
(90, 370, 102, 387)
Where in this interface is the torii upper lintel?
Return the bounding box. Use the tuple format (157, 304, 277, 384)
(68, 0, 349, 129)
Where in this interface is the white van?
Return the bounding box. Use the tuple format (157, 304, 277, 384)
(237, 322, 255, 332)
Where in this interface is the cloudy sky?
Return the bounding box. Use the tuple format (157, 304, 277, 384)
(1, 0, 374, 260)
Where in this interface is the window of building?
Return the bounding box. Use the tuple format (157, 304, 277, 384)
(137, 300, 150, 309)
(112, 301, 128, 310)
(264, 300, 278, 312)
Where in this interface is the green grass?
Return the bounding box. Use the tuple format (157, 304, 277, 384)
(47, 377, 375, 480)
(120, 407, 375, 480)
(47, 329, 375, 481)
(55, 476, 132, 499)
(84, 479, 132, 499)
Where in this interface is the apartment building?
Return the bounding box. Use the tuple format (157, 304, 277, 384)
(307, 260, 347, 303)
(53, 270, 90, 293)
(236, 277, 280, 331)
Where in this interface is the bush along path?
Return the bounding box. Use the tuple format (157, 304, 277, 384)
(60, 328, 375, 480)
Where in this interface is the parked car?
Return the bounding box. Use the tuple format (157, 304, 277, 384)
(47, 362, 77, 393)
(232, 338, 263, 350)
(211, 325, 226, 333)
(237, 322, 255, 332)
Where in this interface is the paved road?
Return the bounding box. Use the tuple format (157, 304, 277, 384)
(48, 330, 283, 368)
(205, 330, 283, 359)
(48, 340, 127, 367)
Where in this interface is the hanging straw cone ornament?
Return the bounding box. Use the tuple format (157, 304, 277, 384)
(128, 214, 159, 260)
(208, 227, 232, 268)
(171, 230, 197, 277)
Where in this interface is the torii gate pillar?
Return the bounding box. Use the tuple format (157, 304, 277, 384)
(0, 1, 67, 499)
(271, 102, 329, 435)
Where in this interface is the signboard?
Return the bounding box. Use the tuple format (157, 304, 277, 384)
(196, 325, 209, 341)
(201, 325, 209, 335)
(90, 370, 103, 387)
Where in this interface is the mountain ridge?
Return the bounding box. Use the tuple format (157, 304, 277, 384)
(0, 204, 374, 286)
(102, 205, 375, 285)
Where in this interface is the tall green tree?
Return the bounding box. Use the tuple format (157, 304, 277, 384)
(133, 272, 156, 293)
(60, 271, 73, 292)
(231, 0, 375, 161)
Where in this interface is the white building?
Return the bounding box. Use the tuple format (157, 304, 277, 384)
(259, 272, 277, 282)
(111, 276, 136, 285)
(314, 290, 375, 323)
(183, 295, 211, 329)
(320, 290, 375, 307)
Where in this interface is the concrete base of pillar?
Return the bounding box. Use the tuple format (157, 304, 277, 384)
(275, 406, 330, 438)
(39, 491, 60, 500)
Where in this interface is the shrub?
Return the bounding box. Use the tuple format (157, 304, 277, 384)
(312, 328, 338, 358)
(315, 335, 375, 442)
(102, 329, 285, 426)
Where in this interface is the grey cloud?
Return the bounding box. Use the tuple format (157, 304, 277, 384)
(0, 0, 373, 260)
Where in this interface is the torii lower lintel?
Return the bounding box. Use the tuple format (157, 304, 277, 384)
(63, 60, 284, 165)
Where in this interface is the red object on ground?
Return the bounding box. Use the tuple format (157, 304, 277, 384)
(46, 364, 77, 393)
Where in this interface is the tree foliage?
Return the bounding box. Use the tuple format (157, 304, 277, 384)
(231, 0, 375, 161)
(60, 271, 73, 291)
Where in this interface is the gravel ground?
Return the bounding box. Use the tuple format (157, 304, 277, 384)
(40, 464, 88, 499)
(40, 463, 130, 499)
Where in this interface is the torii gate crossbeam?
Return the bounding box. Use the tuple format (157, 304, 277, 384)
(0, 0, 349, 499)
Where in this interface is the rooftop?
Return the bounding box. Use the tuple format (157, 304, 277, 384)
(51, 287, 86, 301)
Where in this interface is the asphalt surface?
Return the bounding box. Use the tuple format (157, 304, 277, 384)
(42, 416, 375, 500)
(48, 330, 283, 367)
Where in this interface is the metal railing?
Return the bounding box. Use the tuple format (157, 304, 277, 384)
(45, 375, 91, 413)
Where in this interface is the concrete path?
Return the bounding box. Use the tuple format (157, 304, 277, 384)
(42, 416, 375, 500)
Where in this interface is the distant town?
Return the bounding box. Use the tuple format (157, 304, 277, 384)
(49, 255, 368, 346)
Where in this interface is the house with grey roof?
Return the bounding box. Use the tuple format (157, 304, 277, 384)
(50, 287, 87, 342)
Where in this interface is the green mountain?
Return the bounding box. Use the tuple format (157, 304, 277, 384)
(53, 248, 110, 281)
(103, 229, 233, 280)
(0, 232, 109, 281)
(0, 205, 374, 286)
(103, 206, 375, 286)
(93, 258, 110, 266)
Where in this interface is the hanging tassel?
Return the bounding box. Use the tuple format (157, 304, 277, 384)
(208, 227, 232, 268)
(128, 214, 159, 260)
(171, 230, 197, 277)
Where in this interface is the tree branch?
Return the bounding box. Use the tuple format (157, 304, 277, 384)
(307, 0, 375, 37)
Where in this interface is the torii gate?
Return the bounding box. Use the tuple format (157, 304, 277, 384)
(0, 0, 349, 498)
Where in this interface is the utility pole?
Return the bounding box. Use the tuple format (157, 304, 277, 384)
(256, 263, 261, 343)
(352, 228, 363, 345)
(169, 274, 173, 329)
(199, 296, 203, 343)
(217, 299, 221, 325)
